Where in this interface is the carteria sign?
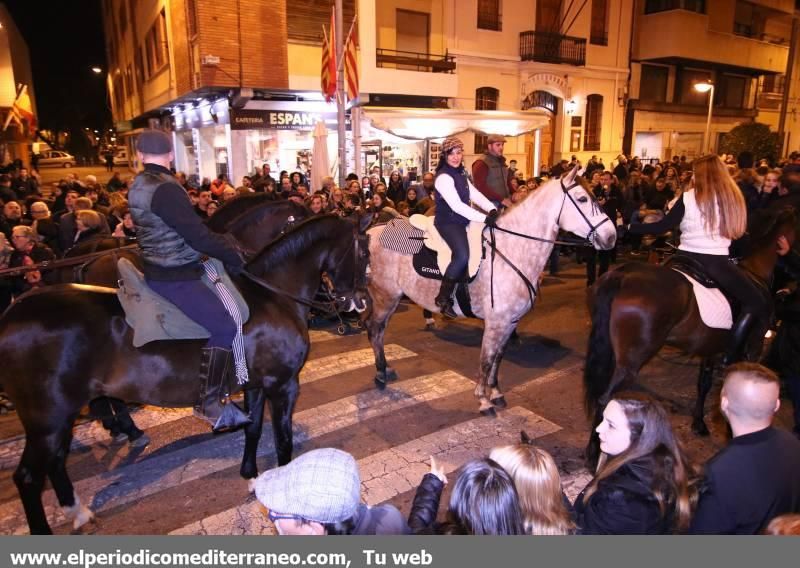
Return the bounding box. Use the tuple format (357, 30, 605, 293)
(231, 109, 349, 130)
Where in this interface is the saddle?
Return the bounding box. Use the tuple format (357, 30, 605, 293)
(664, 254, 732, 329)
(408, 214, 484, 280)
(116, 258, 249, 347)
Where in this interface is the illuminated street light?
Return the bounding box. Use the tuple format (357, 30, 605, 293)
(91, 67, 102, 74)
(693, 81, 714, 154)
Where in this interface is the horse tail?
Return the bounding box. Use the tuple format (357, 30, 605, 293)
(584, 270, 625, 417)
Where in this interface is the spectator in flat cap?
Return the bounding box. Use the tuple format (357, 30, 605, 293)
(254, 448, 410, 535)
(472, 134, 515, 208)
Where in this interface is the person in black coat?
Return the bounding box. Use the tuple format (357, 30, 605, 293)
(575, 393, 697, 534)
(408, 457, 526, 535)
(689, 363, 800, 534)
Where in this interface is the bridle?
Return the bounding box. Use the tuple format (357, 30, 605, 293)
(483, 176, 612, 308)
(242, 227, 369, 315)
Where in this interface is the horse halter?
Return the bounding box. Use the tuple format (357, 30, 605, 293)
(558, 177, 612, 247)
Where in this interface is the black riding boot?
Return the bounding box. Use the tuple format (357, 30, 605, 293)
(435, 277, 458, 320)
(194, 347, 252, 434)
(722, 312, 757, 367)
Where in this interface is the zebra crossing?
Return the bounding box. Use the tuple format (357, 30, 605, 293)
(0, 329, 586, 535)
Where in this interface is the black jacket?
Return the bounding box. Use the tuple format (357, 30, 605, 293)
(689, 427, 800, 534)
(408, 473, 445, 533)
(574, 458, 676, 534)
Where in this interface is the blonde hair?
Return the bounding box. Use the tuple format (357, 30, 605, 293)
(76, 209, 103, 231)
(108, 192, 128, 209)
(692, 154, 747, 240)
(489, 445, 576, 535)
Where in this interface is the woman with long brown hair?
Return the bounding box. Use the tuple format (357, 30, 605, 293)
(575, 393, 697, 534)
(628, 154, 765, 363)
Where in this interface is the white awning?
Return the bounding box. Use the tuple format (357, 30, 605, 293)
(361, 107, 550, 141)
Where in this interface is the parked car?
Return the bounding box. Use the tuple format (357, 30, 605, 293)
(37, 150, 76, 168)
(112, 148, 130, 165)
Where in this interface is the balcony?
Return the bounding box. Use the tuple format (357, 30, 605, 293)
(519, 31, 586, 66)
(375, 49, 456, 74)
(635, 10, 788, 74)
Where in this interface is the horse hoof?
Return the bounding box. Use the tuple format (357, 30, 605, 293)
(692, 421, 710, 437)
(386, 368, 399, 381)
(64, 497, 95, 530)
(490, 396, 507, 408)
(479, 406, 497, 418)
(248, 478, 258, 493)
(424, 320, 436, 331)
(374, 376, 387, 390)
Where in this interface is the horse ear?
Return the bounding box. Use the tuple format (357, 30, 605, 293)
(563, 165, 579, 185)
(520, 430, 532, 444)
(358, 211, 372, 233)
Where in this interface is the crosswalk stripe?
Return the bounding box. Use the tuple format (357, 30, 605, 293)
(171, 406, 562, 535)
(300, 344, 416, 384)
(0, 370, 473, 535)
(0, 344, 413, 472)
(308, 329, 345, 343)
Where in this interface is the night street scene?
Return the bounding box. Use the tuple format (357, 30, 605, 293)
(0, 0, 800, 538)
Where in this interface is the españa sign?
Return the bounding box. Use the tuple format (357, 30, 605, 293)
(230, 109, 349, 131)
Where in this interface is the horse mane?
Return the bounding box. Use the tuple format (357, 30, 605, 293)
(252, 214, 345, 267)
(206, 193, 276, 231)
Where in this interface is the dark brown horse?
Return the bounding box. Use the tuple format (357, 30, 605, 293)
(0, 213, 371, 534)
(583, 207, 797, 462)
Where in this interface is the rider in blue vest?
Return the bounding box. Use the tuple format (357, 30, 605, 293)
(433, 137, 498, 319)
(129, 130, 249, 432)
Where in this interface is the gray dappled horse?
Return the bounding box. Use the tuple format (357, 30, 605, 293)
(366, 167, 617, 414)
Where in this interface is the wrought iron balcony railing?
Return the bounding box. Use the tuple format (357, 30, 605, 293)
(375, 49, 456, 73)
(520, 31, 586, 66)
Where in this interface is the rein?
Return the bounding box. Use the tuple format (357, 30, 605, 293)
(0, 244, 138, 278)
(482, 177, 611, 308)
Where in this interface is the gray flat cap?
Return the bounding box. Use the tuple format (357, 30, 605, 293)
(254, 448, 361, 524)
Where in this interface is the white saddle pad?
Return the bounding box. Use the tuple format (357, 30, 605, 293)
(672, 269, 732, 330)
(409, 214, 484, 278)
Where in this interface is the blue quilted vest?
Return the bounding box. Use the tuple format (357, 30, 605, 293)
(434, 164, 470, 227)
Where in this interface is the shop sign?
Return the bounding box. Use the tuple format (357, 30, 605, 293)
(231, 109, 349, 131)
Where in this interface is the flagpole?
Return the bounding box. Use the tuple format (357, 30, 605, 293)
(335, 0, 346, 187)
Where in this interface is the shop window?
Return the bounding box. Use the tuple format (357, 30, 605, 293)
(590, 0, 609, 46)
(762, 74, 784, 95)
(677, 68, 712, 105)
(644, 0, 705, 14)
(476, 87, 499, 111)
(584, 94, 603, 152)
(478, 0, 502, 31)
(475, 134, 489, 154)
(640, 64, 669, 103)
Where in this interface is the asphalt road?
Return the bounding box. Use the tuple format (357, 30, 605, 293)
(0, 257, 795, 535)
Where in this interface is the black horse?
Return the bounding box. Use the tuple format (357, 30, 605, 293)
(0, 213, 371, 534)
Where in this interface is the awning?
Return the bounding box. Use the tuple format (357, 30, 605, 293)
(361, 107, 550, 141)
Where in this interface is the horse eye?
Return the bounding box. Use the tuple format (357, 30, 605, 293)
(578, 196, 588, 203)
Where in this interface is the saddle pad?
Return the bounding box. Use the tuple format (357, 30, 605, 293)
(377, 217, 424, 255)
(409, 214, 484, 279)
(412, 245, 443, 280)
(116, 257, 250, 347)
(672, 269, 732, 330)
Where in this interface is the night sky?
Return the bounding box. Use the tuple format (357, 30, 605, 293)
(4, 0, 110, 153)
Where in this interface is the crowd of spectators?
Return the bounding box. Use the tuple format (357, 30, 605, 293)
(254, 364, 799, 535)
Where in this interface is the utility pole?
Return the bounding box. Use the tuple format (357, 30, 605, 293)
(778, 16, 798, 158)
(336, 0, 346, 187)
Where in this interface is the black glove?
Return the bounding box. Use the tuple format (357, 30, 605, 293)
(484, 210, 499, 227)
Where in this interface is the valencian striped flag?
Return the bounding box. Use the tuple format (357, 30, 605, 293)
(344, 16, 359, 102)
(320, 6, 336, 103)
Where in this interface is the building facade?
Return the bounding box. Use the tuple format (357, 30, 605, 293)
(0, 4, 37, 166)
(627, 0, 794, 162)
(357, 0, 633, 178)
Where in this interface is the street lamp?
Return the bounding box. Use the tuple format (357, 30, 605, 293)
(693, 81, 714, 155)
(91, 67, 102, 74)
